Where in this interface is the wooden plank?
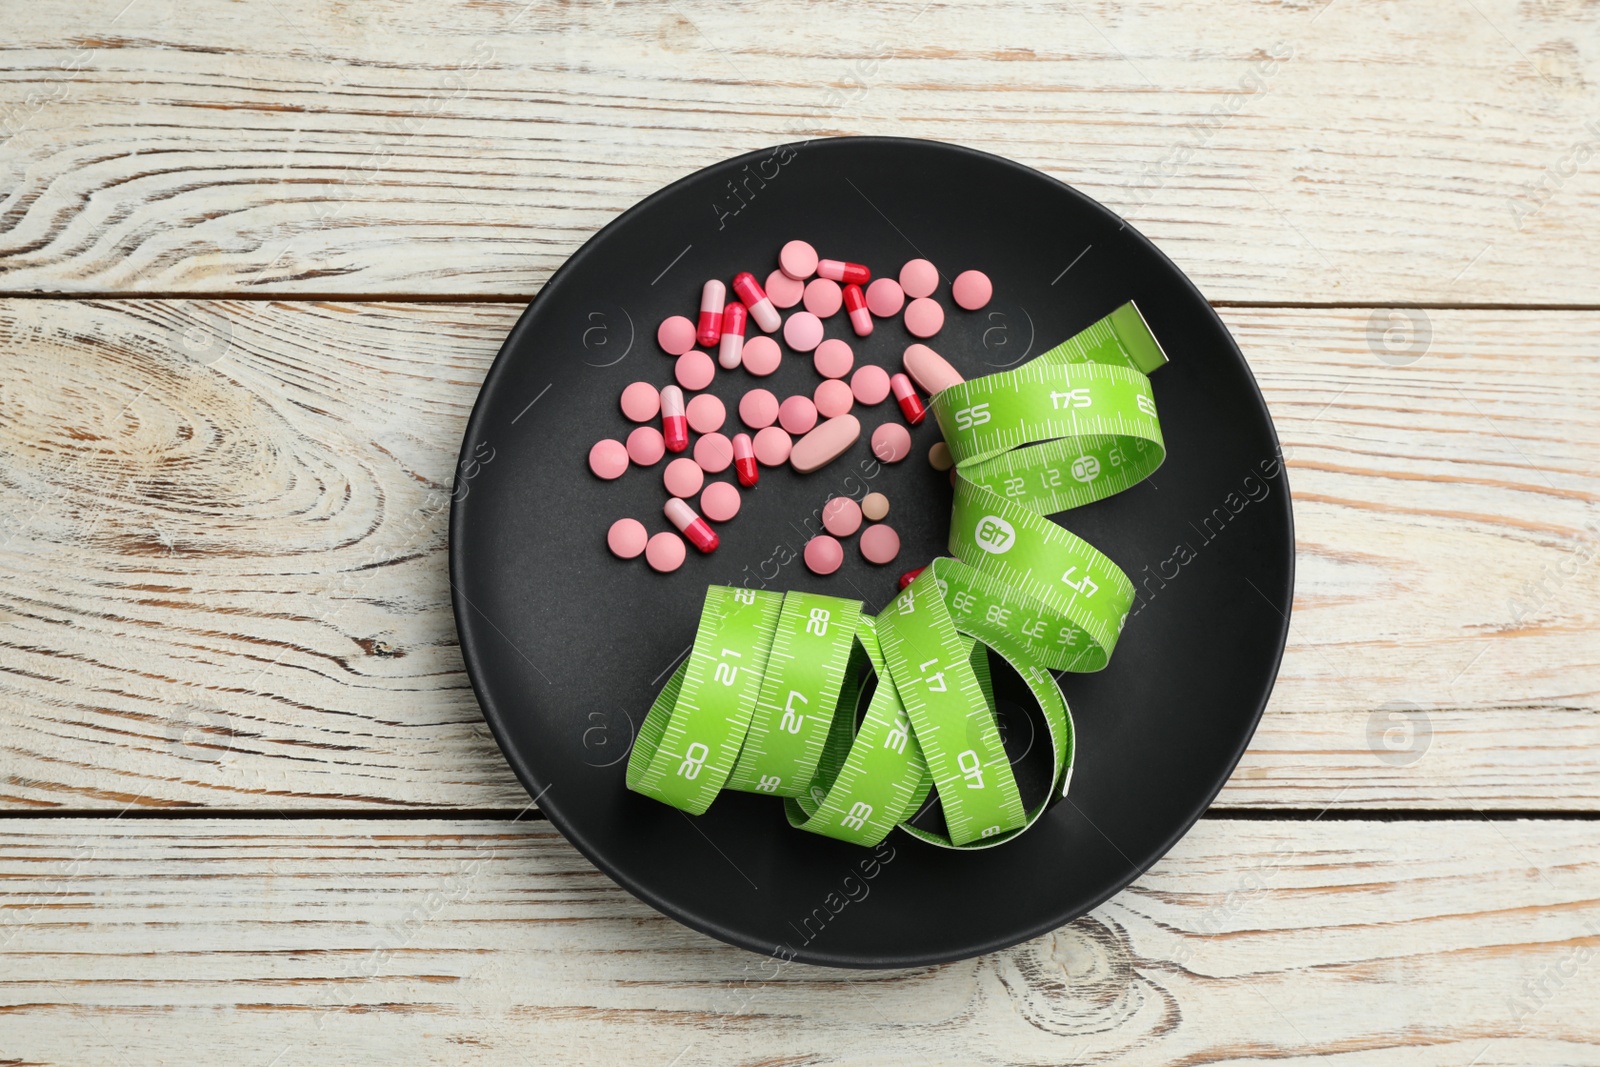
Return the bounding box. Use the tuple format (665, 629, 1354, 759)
(0, 817, 1596, 1062)
(0, 0, 1597, 303)
(0, 300, 1595, 810)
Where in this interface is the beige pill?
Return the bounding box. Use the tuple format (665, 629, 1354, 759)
(861, 492, 890, 521)
(929, 441, 953, 471)
(790, 414, 861, 474)
(903, 343, 964, 396)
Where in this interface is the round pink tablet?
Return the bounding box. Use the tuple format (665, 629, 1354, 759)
(619, 381, 660, 422)
(813, 338, 854, 379)
(589, 438, 628, 480)
(778, 395, 818, 435)
(814, 379, 854, 418)
(626, 425, 665, 466)
(821, 496, 862, 537)
(865, 277, 905, 318)
(850, 364, 892, 405)
(952, 270, 992, 311)
(607, 518, 649, 559)
(675, 349, 716, 391)
(803, 278, 843, 317)
(859, 523, 901, 565)
(739, 388, 780, 429)
(741, 335, 782, 376)
(686, 394, 725, 435)
(694, 432, 733, 473)
(700, 481, 741, 523)
(899, 259, 939, 299)
(645, 531, 686, 573)
(752, 426, 792, 466)
(664, 457, 704, 499)
(904, 298, 945, 338)
(657, 315, 696, 355)
(783, 311, 825, 352)
(870, 422, 913, 463)
(766, 269, 806, 309)
(804, 534, 844, 575)
(780, 240, 819, 280)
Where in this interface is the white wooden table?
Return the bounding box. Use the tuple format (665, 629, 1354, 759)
(2, 1, 1598, 1061)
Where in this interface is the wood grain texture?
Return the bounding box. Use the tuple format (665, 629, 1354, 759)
(0, 817, 1596, 1063)
(0, 0, 1597, 303)
(1, 299, 1595, 811)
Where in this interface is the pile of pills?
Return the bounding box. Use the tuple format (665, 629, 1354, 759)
(589, 238, 993, 575)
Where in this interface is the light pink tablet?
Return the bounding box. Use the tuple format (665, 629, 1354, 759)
(804, 535, 844, 576)
(694, 432, 733, 473)
(904, 298, 945, 339)
(903, 344, 965, 395)
(951, 270, 992, 311)
(685, 393, 725, 434)
(822, 496, 863, 537)
(780, 240, 819, 280)
(741, 335, 782, 376)
(645, 532, 686, 573)
(589, 439, 628, 480)
(700, 481, 741, 523)
(859, 524, 901, 564)
(898, 259, 938, 299)
(663, 457, 704, 499)
(626, 425, 665, 466)
(619, 382, 660, 422)
(675, 349, 716, 391)
(803, 277, 843, 318)
(865, 278, 905, 318)
(814, 378, 854, 418)
(753, 426, 793, 466)
(870, 422, 912, 463)
(850, 364, 892, 405)
(657, 315, 696, 355)
(790, 414, 859, 474)
(813, 338, 853, 379)
(739, 388, 780, 429)
(783, 311, 825, 352)
(766, 269, 806, 309)
(607, 518, 649, 559)
(778, 395, 819, 435)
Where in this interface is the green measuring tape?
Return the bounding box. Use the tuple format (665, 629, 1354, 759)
(627, 302, 1169, 848)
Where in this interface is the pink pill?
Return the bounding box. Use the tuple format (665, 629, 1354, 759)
(694, 432, 733, 473)
(739, 388, 780, 429)
(803, 277, 843, 318)
(753, 425, 793, 466)
(865, 278, 905, 318)
(904, 298, 945, 338)
(664, 457, 705, 499)
(685, 393, 725, 434)
(626, 425, 665, 466)
(608, 517, 649, 559)
(645, 531, 686, 573)
(700, 481, 741, 523)
(859, 524, 901, 565)
(658, 315, 696, 355)
(780, 240, 819, 280)
(813, 338, 854, 379)
(741, 335, 782, 376)
(790, 414, 860, 474)
(899, 259, 939, 299)
(779, 395, 819, 435)
(783, 311, 825, 352)
(952, 270, 993, 311)
(766, 269, 806, 309)
(870, 422, 913, 463)
(822, 496, 862, 537)
(850, 364, 892, 405)
(620, 382, 660, 422)
(675, 349, 716, 391)
(804, 535, 845, 576)
(814, 378, 854, 418)
(589, 439, 628, 480)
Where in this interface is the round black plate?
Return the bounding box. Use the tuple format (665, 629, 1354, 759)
(451, 137, 1293, 968)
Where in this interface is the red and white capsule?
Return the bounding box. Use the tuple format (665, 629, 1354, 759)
(890, 373, 926, 426)
(732, 432, 759, 487)
(660, 385, 689, 452)
(899, 566, 925, 590)
(817, 259, 871, 286)
(731, 271, 781, 333)
(718, 300, 747, 369)
(665, 497, 719, 554)
(697, 280, 726, 348)
(843, 283, 872, 337)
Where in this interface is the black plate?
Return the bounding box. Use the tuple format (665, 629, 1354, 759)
(451, 137, 1293, 968)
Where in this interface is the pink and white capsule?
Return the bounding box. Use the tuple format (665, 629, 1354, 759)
(817, 259, 871, 286)
(843, 283, 872, 337)
(697, 280, 726, 348)
(665, 498, 719, 554)
(718, 301, 747, 370)
(731, 272, 781, 333)
(732, 432, 759, 487)
(660, 385, 689, 453)
(890, 373, 926, 425)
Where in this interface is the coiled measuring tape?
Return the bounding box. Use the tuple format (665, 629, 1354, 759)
(627, 302, 1169, 849)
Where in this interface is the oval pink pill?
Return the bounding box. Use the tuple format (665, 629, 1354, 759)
(664, 457, 704, 499)
(952, 270, 992, 311)
(783, 311, 825, 352)
(814, 378, 854, 419)
(753, 426, 793, 466)
(903, 343, 965, 396)
(626, 425, 665, 466)
(790, 414, 860, 474)
(778, 395, 819, 435)
(822, 496, 862, 537)
(870, 422, 913, 463)
(741, 335, 782, 376)
(589, 439, 628, 480)
(608, 518, 649, 559)
(739, 388, 780, 429)
(850, 364, 892, 405)
(675, 349, 716, 391)
(899, 259, 939, 299)
(780, 240, 819, 280)
(685, 392, 725, 434)
(804, 535, 844, 576)
(813, 338, 853, 379)
(904, 297, 945, 338)
(657, 315, 696, 355)
(700, 481, 741, 523)
(803, 277, 843, 318)
(865, 277, 905, 318)
(694, 432, 733, 473)
(766, 269, 806, 309)
(645, 532, 686, 573)
(620, 382, 660, 422)
(859, 524, 901, 565)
